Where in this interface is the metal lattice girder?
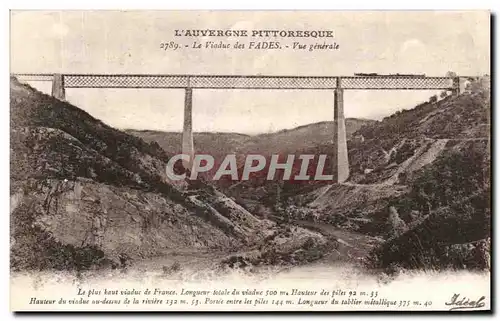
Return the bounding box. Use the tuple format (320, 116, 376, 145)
(64, 75, 454, 90)
(340, 76, 454, 90)
(189, 76, 338, 89)
(63, 75, 339, 89)
(64, 75, 189, 88)
(11, 74, 457, 90)
(13, 74, 54, 82)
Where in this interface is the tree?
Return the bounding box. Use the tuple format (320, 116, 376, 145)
(446, 71, 458, 78)
(386, 206, 408, 239)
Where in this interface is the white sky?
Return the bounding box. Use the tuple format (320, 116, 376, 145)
(10, 11, 490, 134)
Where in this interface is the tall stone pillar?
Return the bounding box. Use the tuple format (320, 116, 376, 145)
(333, 79, 349, 183)
(182, 87, 194, 171)
(452, 77, 467, 97)
(459, 77, 467, 94)
(51, 74, 65, 101)
(451, 77, 460, 97)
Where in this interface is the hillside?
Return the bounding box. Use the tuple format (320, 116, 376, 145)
(127, 118, 374, 163)
(10, 77, 328, 272)
(124, 130, 250, 162)
(239, 118, 375, 155)
(368, 143, 490, 270)
(348, 77, 490, 184)
(287, 76, 491, 271)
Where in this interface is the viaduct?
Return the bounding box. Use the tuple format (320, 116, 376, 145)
(12, 73, 468, 183)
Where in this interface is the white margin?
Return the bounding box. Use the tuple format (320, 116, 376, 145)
(1, 1, 497, 321)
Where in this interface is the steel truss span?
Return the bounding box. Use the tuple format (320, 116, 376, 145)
(13, 74, 455, 90)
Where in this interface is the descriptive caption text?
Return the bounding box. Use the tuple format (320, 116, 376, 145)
(28, 287, 436, 309)
(160, 41, 339, 52)
(159, 29, 340, 52)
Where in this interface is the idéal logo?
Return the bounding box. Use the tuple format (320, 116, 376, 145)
(166, 154, 336, 181)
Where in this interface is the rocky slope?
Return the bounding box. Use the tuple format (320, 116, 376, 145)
(289, 77, 491, 270)
(10, 77, 327, 272)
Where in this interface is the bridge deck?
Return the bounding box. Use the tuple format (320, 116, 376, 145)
(12, 74, 456, 90)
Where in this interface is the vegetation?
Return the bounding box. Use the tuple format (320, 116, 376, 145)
(368, 140, 490, 271)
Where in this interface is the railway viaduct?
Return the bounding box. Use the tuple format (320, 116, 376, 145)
(12, 73, 468, 183)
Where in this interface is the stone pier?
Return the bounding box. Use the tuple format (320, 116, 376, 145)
(51, 74, 65, 101)
(452, 77, 467, 96)
(333, 79, 349, 183)
(182, 87, 194, 171)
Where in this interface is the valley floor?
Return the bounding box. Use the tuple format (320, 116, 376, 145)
(116, 217, 381, 278)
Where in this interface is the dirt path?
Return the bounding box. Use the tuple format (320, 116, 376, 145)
(294, 219, 382, 263)
(268, 214, 381, 265)
(382, 139, 449, 185)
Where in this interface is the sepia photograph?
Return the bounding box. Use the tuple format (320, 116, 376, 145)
(9, 10, 491, 312)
